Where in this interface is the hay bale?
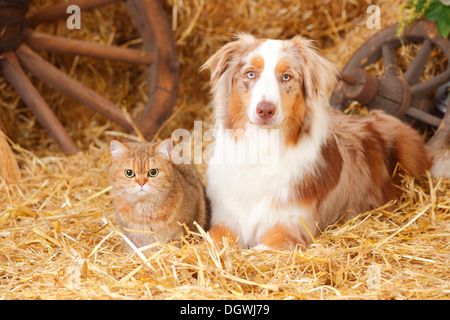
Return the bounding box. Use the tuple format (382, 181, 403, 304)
(0, 130, 21, 185)
(0, 142, 449, 299)
(0, 0, 449, 300)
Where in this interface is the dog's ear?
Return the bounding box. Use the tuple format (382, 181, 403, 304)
(291, 36, 338, 104)
(201, 34, 257, 85)
(201, 41, 238, 85)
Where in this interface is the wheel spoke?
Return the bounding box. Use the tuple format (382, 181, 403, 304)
(427, 104, 450, 149)
(26, 0, 122, 27)
(381, 43, 397, 77)
(403, 39, 434, 85)
(405, 107, 442, 128)
(411, 68, 450, 98)
(0, 51, 80, 154)
(24, 29, 154, 65)
(15, 43, 134, 131)
(126, 0, 179, 138)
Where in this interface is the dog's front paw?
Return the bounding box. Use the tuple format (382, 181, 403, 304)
(252, 244, 272, 251)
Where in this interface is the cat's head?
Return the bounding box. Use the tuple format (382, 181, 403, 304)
(109, 139, 174, 201)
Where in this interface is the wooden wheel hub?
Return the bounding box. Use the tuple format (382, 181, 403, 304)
(333, 19, 450, 155)
(342, 67, 379, 105)
(342, 67, 414, 120)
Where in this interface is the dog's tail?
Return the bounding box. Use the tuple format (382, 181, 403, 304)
(372, 110, 431, 178)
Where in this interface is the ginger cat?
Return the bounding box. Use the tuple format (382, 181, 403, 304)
(109, 139, 210, 250)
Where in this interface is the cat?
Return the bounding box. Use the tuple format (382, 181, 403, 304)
(109, 139, 210, 250)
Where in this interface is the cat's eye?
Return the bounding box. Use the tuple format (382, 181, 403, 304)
(124, 169, 135, 178)
(148, 168, 159, 177)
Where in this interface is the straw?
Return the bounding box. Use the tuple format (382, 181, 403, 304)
(0, 0, 448, 300)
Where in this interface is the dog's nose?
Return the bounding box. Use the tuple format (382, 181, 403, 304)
(256, 101, 276, 120)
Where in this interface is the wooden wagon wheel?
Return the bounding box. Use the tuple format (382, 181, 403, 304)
(330, 20, 450, 152)
(0, 0, 178, 154)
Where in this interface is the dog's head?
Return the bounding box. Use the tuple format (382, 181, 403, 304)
(202, 34, 337, 144)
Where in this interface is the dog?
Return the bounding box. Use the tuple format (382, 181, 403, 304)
(201, 34, 431, 250)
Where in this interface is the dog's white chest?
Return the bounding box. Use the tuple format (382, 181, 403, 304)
(206, 131, 317, 247)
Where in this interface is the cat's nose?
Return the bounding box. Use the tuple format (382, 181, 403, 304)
(137, 180, 146, 187)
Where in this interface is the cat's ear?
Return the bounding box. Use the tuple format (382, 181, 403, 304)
(110, 140, 129, 159)
(154, 139, 173, 160)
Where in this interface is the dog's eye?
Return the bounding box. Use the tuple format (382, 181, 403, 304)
(124, 169, 135, 178)
(282, 74, 291, 81)
(247, 71, 256, 79)
(148, 168, 159, 177)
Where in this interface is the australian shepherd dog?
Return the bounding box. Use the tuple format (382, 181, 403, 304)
(201, 34, 431, 250)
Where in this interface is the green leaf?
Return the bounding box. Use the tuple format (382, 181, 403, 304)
(423, 0, 450, 38)
(424, 0, 446, 20)
(412, 0, 429, 12)
(406, 0, 450, 38)
(435, 14, 450, 38)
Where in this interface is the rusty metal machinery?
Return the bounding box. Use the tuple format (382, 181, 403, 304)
(0, 0, 178, 153)
(331, 19, 450, 163)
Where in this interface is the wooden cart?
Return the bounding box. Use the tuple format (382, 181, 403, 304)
(0, 0, 178, 153)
